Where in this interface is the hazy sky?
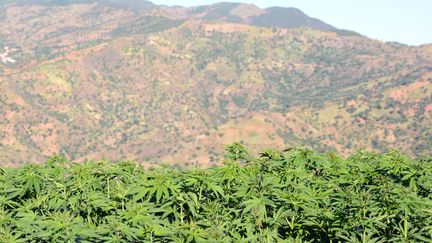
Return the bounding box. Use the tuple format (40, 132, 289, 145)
(150, 0, 432, 46)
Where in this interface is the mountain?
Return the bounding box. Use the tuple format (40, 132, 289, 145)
(188, 3, 340, 31)
(252, 7, 334, 30)
(1, 0, 155, 8)
(0, 1, 431, 166)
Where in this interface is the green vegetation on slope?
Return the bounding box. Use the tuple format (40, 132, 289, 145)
(1, 145, 431, 242)
(2, 21, 431, 165)
(1, 2, 431, 165)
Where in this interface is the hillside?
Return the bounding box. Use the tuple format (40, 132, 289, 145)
(0, 1, 431, 165)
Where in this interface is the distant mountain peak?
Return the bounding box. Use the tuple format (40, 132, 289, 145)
(187, 2, 338, 32)
(252, 7, 336, 31)
(2, 0, 345, 33)
(2, 0, 155, 10)
(98, 0, 155, 10)
(227, 3, 265, 21)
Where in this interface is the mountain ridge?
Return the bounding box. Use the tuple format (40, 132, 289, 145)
(0, 0, 352, 33)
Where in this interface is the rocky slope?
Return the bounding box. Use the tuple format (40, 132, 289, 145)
(0, 0, 430, 166)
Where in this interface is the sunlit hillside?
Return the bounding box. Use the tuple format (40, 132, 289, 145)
(0, 1, 431, 166)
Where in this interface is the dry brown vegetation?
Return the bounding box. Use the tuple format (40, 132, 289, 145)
(0, 1, 431, 166)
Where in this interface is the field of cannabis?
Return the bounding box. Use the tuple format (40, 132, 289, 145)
(0, 144, 431, 242)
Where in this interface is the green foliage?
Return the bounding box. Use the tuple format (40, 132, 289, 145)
(0, 146, 431, 242)
(111, 16, 184, 37)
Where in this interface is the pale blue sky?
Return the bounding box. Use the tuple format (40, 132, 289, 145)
(150, 0, 432, 46)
